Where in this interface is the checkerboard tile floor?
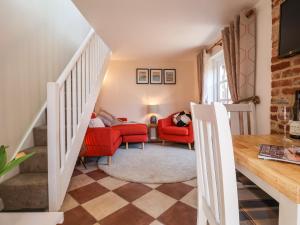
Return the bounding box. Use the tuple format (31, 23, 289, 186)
(60, 161, 279, 225)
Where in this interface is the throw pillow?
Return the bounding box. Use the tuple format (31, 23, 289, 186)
(173, 111, 192, 127)
(111, 119, 123, 126)
(89, 117, 105, 128)
(98, 115, 112, 126)
(99, 108, 116, 119)
(98, 111, 114, 120)
(97, 109, 124, 127)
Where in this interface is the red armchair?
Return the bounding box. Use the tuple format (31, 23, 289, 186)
(158, 113, 194, 149)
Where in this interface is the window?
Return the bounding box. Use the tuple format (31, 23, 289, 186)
(212, 52, 231, 103)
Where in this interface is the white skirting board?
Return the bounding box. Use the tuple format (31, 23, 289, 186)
(0, 212, 63, 225)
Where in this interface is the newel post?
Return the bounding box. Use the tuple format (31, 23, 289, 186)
(47, 82, 61, 211)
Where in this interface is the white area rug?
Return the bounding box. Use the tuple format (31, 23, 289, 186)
(98, 143, 196, 184)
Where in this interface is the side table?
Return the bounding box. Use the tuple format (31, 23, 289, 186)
(148, 124, 161, 143)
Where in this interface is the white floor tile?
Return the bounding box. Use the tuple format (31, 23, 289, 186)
(82, 192, 128, 220)
(98, 176, 128, 190)
(133, 190, 176, 218)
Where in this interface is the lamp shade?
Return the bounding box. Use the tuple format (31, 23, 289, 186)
(148, 104, 159, 114)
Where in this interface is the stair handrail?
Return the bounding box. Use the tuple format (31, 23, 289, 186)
(56, 30, 94, 87)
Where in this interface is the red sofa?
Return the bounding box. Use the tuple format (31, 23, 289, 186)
(158, 113, 194, 149)
(84, 113, 148, 164)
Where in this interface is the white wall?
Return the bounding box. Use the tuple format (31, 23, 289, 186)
(96, 60, 198, 122)
(255, 0, 272, 134)
(0, 0, 91, 157)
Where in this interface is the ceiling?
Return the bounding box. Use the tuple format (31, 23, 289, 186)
(73, 0, 257, 60)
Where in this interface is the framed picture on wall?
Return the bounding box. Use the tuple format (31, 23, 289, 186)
(163, 69, 176, 84)
(136, 68, 149, 84)
(150, 69, 163, 84)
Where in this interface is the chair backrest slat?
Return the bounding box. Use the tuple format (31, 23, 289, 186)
(202, 122, 220, 222)
(229, 112, 240, 135)
(224, 103, 256, 135)
(242, 111, 249, 135)
(191, 102, 239, 225)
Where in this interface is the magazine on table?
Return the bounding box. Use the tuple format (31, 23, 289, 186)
(258, 144, 300, 165)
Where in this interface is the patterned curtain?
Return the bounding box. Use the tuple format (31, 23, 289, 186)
(222, 11, 256, 102)
(222, 16, 240, 102)
(197, 49, 205, 104)
(239, 11, 256, 100)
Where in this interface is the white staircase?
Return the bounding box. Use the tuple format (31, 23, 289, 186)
(47, 28, 111, 211)
(0, 28, 110, 224)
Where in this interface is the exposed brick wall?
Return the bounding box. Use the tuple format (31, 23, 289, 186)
(270, 0, 300, 133)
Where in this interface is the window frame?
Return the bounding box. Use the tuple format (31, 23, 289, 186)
(211, 51, 231, 104)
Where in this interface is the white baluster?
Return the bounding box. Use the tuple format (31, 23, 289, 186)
(77, 57, 82, 119)
(66, 75, 72, 153)
(59, 84, 66, 168)
(82, 51, 86, 105)
(72, 66, 77, 137)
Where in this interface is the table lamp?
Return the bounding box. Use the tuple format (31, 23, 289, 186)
(148, 104, 159, 124)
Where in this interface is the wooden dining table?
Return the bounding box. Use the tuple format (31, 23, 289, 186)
(233, 135, 300, 225)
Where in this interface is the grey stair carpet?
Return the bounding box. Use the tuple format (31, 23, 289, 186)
(20, 146, 48, 173)
(33, 125, 47, 146)
(0, 173, 48, 210)
(0, 124, 48, 211)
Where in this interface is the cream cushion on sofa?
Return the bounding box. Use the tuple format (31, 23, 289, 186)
(89, 117, 105, 128)
(98, 109, 123, 126)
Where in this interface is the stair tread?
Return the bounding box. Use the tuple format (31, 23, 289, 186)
(0, 173, 48, 210)
(23, 146, 47, 153)
(37, 124, 47, 128)
(1, 173, 48, 187)
(34, 124, 47, 130)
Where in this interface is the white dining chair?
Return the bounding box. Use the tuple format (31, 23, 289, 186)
(191, 102, 239, 225)
(224, 103, 256, 135)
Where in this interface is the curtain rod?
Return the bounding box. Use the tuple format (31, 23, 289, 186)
(205, 8, 255, 54)
(205, 39, 223, 54)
